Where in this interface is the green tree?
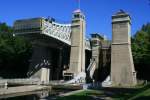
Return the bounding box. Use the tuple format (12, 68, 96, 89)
(132, 23, 150, 80)
(0, 22, 32, 78)
(0, 22, 13, 34)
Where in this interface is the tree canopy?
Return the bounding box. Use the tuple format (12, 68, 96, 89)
(132, 23, 150, 80)
(0, 22, 32, 78)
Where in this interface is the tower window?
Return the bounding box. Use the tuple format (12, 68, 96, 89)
(74, 14, 80, 18)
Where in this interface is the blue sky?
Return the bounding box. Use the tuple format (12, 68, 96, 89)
(0, 0, 150, 39)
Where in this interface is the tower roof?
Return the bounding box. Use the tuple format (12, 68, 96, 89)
(72, 9, 85, 20)
(112, 9, 130, 19)
(73, 9, 81, 13)
(116, 9, 127, 15)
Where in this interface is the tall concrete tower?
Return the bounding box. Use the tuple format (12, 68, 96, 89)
(111, 10, 137, 86)
(64, 9, 86, 81)
(90, 33, 102, 80)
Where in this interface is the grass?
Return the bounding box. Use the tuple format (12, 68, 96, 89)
(128, 84, 150, 100)
(56, 84, 150, 100)
(56, 90, 103, 100)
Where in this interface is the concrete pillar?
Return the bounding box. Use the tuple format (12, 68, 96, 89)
(90, 33, 102, 80)
(91, 33, 102, 69)
(56, 48, 63, 80)
(111, 10, 137, 86)
(41, 67, 48, 83)
(65, 9, 86, 78)
(47, 68, 50, 82)
(40, 66, 50, 83)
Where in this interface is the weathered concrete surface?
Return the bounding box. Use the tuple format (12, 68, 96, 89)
(64, 9, 86, 79)
(111, 10, 137, 87)
(89, 34, 111, 81)
(91, 34, 102, 70)
(0, 85, 51, 98)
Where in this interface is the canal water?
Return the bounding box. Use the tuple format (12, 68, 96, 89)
(0, 89, 74, 100)
(0, 90, 52, 100)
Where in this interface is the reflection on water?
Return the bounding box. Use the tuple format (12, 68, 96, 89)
(0, 90, 53, 100)
(0, 89, 73, 100)
(2, 94, 38, 100)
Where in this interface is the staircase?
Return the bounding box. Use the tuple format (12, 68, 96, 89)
(87, 59, 97, 79)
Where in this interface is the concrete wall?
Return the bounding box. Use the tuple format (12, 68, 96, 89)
(111, 11, 137, 86)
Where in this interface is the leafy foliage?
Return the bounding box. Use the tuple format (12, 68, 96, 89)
(0, 22, 32, 78)
(0, 22, 13, 34)
(132, 23, 150, 80)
